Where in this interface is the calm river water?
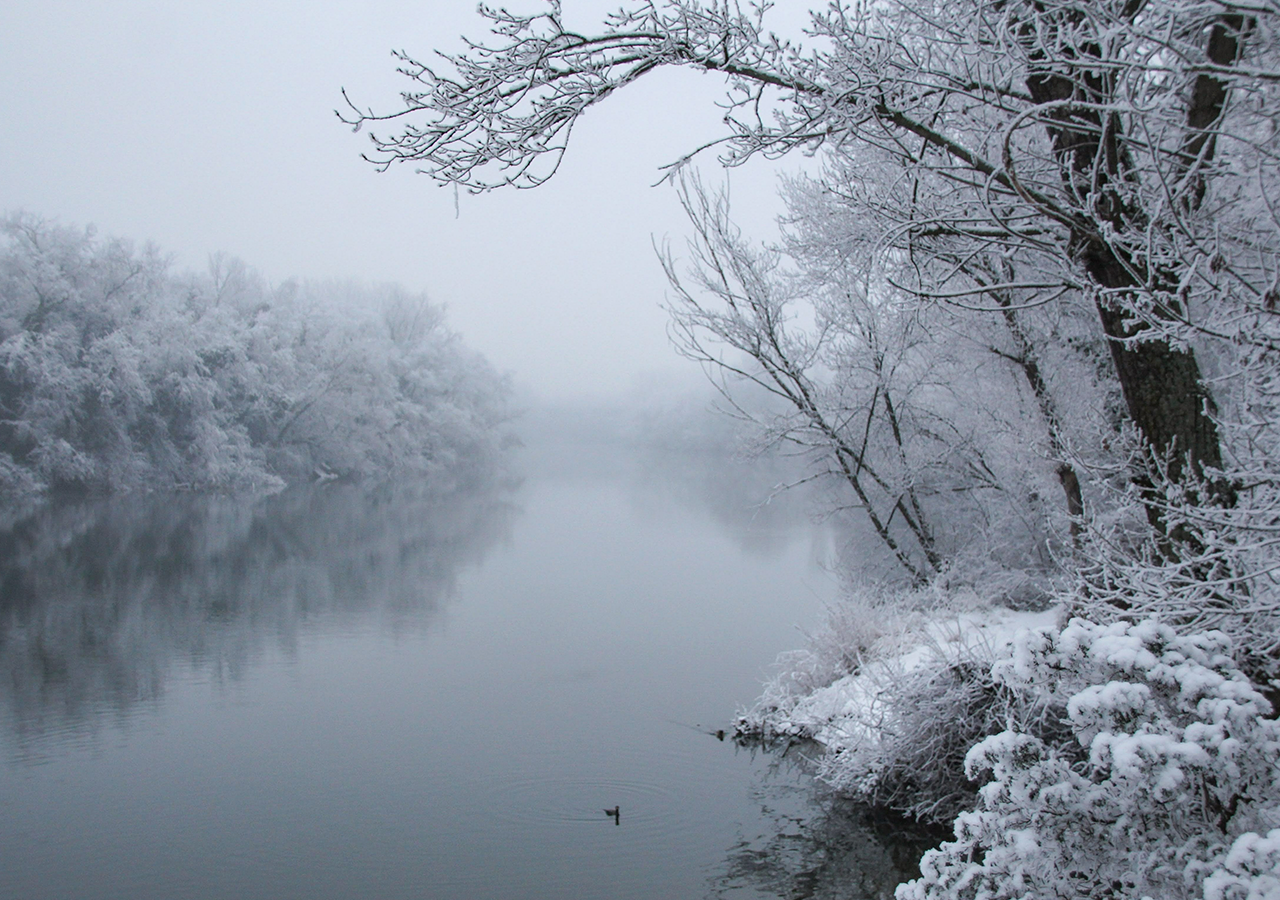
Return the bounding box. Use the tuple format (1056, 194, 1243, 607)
(0, 443, 921, 899)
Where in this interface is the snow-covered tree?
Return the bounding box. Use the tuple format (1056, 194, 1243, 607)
(0, 214, 514, 497)
(662, 172, 1097, 583)
(343, 0, 1279, 530)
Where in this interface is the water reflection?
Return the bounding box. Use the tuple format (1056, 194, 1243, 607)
(0, 479, 517, 756)
(632, 447, 829, 561)
(0, 436, 924, 899)
(522, 399, 830, 561)
(713, 745, 941, 900)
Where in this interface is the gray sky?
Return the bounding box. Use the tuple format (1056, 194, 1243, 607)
(0, 0, 797, 402)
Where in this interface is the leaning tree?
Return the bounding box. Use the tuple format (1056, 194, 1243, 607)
(343, 0, 1274, 480)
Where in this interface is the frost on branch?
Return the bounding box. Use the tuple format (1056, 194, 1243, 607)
(339, 0, 799, 190)
(899, 619, 1280, 900)
(347, 0, 1280, 535)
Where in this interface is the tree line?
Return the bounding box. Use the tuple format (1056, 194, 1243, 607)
(0, 213, 514, 498)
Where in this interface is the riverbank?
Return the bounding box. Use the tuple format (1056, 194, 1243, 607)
(736, 599, 1059, 822)
(738, 597, 1280, 900)
(739, 603, 1059, 739)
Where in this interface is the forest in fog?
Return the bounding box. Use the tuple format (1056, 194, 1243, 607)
(0, 213, 513, 500)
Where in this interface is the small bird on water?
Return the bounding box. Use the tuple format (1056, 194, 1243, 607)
(604, 806, 620, 824)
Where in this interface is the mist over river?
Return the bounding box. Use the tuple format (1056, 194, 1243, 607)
(1, 424, 921, 899)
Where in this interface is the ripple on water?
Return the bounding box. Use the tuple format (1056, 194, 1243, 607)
(479, 772, 681, 832)
(437, 763, 728, 900)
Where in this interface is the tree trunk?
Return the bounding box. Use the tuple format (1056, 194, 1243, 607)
(994, 297, 1086, 538)
(1085, 257, 1224, 486)
(1021, 11, 1235, 515)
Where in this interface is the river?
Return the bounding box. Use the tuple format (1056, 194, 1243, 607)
(0, 439, 921, 899)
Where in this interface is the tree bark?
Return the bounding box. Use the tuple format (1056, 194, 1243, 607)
(1021, 10, 1235, 512)
(1085, 261, 1224, 487)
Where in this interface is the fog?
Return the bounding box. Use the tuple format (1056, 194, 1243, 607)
(0, 0, 799, 403)
(0, 430, 867, 900)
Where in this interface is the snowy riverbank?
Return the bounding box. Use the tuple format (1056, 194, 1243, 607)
(737, 605, 1060, 746)
(735, 601, 1060, 822)
(738, 600, 1280, 899)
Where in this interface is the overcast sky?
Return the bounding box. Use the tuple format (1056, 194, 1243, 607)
(0, 0, 802, 402)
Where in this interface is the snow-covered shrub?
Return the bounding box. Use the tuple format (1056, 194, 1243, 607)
(739, 592, 1064, 824)
(1203, 831, 1280, 900)
(898, 618, 1280, 900)
(822, 640, 1067, 825)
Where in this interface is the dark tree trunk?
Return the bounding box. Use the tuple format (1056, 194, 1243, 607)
(1020, 7, 1242, 518)
(1085, 258, 1224, 486)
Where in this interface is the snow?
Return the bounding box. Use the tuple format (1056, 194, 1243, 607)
(739, 605, 1059, 751)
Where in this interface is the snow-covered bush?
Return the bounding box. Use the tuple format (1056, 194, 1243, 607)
(899, 618, 1280, 900)
(740, 593, 1064, 824)
(820, 641, 1066, 825)
(1203, 831, 1280, 900)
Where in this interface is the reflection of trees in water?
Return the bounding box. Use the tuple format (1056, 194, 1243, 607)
(712, 745, 942, 900)
(634, 447, 828, 561)
(0, 479, 517, 753)
(519, 394, 833, 560)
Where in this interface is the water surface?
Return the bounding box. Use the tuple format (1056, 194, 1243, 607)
(1, 452, 918, 899)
